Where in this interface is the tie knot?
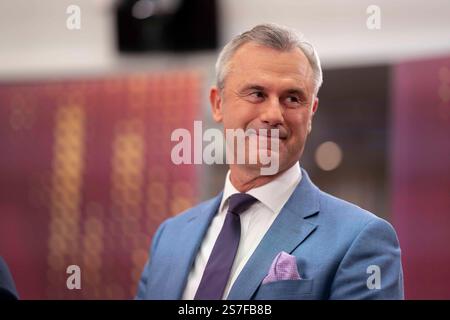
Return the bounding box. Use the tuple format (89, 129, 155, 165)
(228, 193, 257, 215)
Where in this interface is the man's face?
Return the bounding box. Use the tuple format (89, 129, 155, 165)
(210, 42, 319, 175)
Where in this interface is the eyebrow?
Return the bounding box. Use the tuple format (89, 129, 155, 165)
(238, 84, 266, 93)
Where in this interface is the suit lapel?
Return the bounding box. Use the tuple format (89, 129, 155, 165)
(227, 169, 320, 300)
(167, 192, 223, 299)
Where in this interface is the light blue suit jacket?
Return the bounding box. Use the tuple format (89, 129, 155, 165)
(136, 169, 404, 300)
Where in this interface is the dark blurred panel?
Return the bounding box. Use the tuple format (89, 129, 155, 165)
(116, 0, 218, 52)
(302, 65, 390, 219)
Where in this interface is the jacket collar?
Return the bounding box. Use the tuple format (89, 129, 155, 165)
(226, 168, 320, 299)
(167, 168, 320, 299)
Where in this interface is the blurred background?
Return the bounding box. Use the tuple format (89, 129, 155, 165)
(0, 0, 449, 299)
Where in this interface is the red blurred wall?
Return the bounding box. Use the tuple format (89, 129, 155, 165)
(392, 56, 450, 299)
(0, 73, 200, 299)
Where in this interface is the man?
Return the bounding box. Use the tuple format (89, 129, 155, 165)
(0, 257, 19, 300)
(136, 24, 404, 300)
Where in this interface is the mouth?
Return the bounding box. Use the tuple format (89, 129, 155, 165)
(247, 131, 288, 140)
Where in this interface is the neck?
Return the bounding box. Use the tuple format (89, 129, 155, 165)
(229, 164, 289, 193)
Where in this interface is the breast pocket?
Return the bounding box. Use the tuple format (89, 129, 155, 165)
(252, 279, 314, 300)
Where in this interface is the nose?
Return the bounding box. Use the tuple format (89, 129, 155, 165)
(260, 96, 284, 126)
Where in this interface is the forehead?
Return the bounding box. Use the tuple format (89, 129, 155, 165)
(227, 42, 314, 90)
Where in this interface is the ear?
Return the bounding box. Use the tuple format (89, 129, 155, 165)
(308, 97, 319, 134)
(210, 86, 223, 123)
(311, 97, 319, 115)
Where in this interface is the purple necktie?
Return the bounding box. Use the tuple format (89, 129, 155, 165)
(194, 193, 257, 300)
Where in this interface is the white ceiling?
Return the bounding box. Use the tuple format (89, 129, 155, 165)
(0, 0, 449, 77)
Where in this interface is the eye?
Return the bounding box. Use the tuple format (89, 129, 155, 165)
(250, 91, 265, 99)
(285, 95, 301, 106)
(245, 91, 265, 102)
(287, 96, 299, 103)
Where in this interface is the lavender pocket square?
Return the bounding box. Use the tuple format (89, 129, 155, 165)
(262, 251, 301, 285)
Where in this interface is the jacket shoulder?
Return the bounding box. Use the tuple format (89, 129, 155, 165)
(317, 190, 395, 235)
(160, 194, 221, 226)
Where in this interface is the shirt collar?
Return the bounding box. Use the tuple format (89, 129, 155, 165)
(219, 162, 302, 214)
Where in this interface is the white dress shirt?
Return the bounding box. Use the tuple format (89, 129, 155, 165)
(182, 162, 302, 300)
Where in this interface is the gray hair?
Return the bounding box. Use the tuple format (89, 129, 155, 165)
(215, 23, 323, 96)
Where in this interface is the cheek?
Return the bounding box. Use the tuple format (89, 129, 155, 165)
(286, 113, 310, 140)
(223, 103, 256, 129)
